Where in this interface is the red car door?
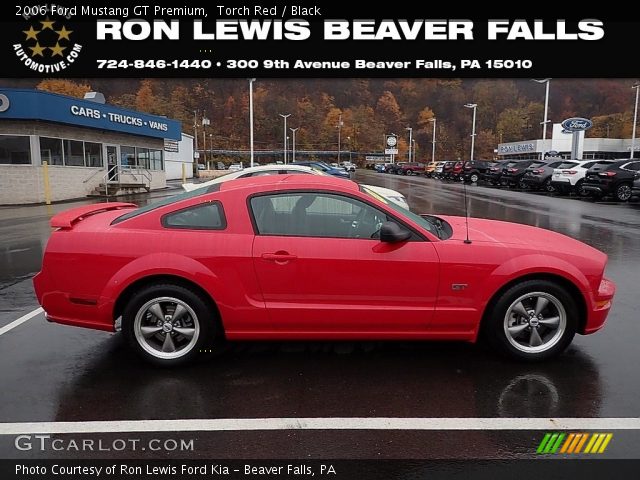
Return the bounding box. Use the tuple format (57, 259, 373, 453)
(250, 191, 440, 334)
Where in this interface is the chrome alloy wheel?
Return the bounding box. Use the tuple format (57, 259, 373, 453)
(134, 297, 200, 359)
(503, 292, 566, 354)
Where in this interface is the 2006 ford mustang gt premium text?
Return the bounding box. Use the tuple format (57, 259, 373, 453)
(34, 175, 615, 365)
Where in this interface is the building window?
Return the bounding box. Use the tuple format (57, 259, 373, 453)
(149, 149, 163, 170)
(40, 137, 63, 165)
(84, 142, 103, 167)
(136, 147, 150, 169)
(0, 135, 31, 164)
(63, 139, 85, 166)
(120, 146, 135, 167)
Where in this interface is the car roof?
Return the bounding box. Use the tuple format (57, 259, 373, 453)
(217, 173, 360, 193)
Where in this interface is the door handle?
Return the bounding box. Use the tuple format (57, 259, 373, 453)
(261, 252, 297, 262)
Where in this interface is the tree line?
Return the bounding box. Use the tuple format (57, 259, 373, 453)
(16, 78, 639, 161)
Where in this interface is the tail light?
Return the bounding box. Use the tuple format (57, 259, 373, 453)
(507, 168, 518, 173)
(490, 167, 498, 171)
(533, 169, 545, 174)
(599, 171, 617, 177)
(562, 170, 577, 175)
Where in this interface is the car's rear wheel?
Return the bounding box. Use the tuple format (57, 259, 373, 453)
(470, 173, 479, 183)
(123, 283, 215, 366)
(484, 280, 577, 361)
(518, 178, 528, 190)
(615, 183, 632, 201)
(405, 169, 413, 175)
(543, 178, 555, 193)
(575, 179, 588, 197)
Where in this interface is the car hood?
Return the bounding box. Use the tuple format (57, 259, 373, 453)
(439, 215, 605, 257)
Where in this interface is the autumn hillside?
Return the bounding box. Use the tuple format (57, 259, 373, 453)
(4, 78, 637, 160)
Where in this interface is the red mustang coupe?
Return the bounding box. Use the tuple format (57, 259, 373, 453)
(34, 175, 615, 366)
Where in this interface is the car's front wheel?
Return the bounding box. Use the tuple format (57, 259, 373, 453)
(123, 283, 215, 366)
(470, 173, 479, 183)
(484, 280, 577, 361)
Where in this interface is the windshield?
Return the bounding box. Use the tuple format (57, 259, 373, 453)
(361, 185, 447, 239)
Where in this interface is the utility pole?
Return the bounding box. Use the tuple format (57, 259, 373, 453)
(337, 113, 343, 163)
(279, 113, 291, 163)
(464, 103, 477, 161)
(249, 78, 255, 167)
(290, 127, 299, 163)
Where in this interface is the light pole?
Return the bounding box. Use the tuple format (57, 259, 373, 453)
(532, 78, 551, 159)
(631, 83, 639, 159)
(201, 115, 209, 168)
(428, 117, 437, 163)
(209, 133, 212, 168)
(405, 126, 413, 162)
(290, 127, 299, 163)
(248, 78, 255, 167)
(464, 103, 477, 161)
(412, 139, 416, 161)
(336, 113, 343, 163)
(193, 110, 199, 175)
(279, 113, 291, 164)
(347, 136, 352, 162)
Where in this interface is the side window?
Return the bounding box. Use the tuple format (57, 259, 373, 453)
(250, 193, 389, 239)
(625, 162, 640, 171)
(162, 202, 226, 230)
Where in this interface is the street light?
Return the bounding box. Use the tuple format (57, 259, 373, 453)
(631, 83, 639, 159)
(405, 126, 413, 162)
(248, 78, 255, 167)
(336, 113, 343, 163)
(290, 127, 299, 163)
(428, 117, 437, 163)
(464, 103, 477, 161)
(532, 78, 552, 159)
(209, 133, 213, 169)
(279, 113, 291, 164)
(347, 136, 352, 162)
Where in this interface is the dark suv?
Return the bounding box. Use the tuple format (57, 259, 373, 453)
(521, 160, 566, 192)
(463, 160, 492, 183)
(483, 161, 510, 185)
(500, 160, 540, 188)
(582, 160, 640, 201)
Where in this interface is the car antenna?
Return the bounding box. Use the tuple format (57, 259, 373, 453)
(463, 179, 472, 244)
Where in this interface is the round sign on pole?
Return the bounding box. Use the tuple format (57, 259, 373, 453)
(386, 135, 397, 147)
(561, 117, 593, 132)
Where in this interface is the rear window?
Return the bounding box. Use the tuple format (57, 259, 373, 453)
(112, 185, 219, 224)
(529, 162, 546, 168)
(557, 162, 579, 169)
(505, 162, 520, 168)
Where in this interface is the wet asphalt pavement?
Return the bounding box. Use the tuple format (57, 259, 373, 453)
(1, 172, 639, 460)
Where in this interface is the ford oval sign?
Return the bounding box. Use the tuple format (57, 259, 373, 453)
(561, 117, 593, 132)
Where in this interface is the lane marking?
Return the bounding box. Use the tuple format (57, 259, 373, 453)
(0, 307, 43, 337)
(1, 417, 640, 435)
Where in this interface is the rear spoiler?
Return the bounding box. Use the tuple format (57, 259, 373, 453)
(51, 202, 137, 229)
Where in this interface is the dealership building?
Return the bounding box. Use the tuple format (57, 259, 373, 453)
(497, 124, 638, 160)
(0, 88, 193, 205)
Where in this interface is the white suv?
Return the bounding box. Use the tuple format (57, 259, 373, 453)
(551, 160, 614, 195)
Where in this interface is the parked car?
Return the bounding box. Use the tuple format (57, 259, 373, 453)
(386, 162, 406, 174)
(521, 160, 566, 192)
(582, 159, 640, 201)
(228, 163, 244, 172)
(34, 175, 615, 365)
(433, 161, 447, 179)
(500, 160, 542, 189)
(424, 161, 438, 178)
(483, 161, 510, 185)
(441, 161, 455, 180)
(462, 160, 492, 183)
(340, 161, 357, 172)
(551, 160, 615, 196)
(451, 161, 464, 181)
(183, 164, 409, 210)
(397, 162, 426, 176)
(632, 172, 640, 198)
(292, 161, 350, 179)
(375, 163, 393, 173)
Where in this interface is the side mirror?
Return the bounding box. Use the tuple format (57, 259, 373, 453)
(380, 221, 412, 243)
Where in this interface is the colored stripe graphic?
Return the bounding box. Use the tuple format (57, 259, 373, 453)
(537, 433, 612, 454)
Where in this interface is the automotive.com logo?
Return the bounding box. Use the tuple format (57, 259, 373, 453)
(13, 15, 82, 73)
(536, 432, 613, 455)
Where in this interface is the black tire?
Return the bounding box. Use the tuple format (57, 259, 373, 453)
(122, 283, 217, 367)
(470, 173, 479, 183)
(405, 169, 413, 176)
(615, 182, 632, 202)
(575, 180, 588, 197)
(543, 178, 555, 193)
(483, 279, 578, 362)
(518, 178, 528, 190)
